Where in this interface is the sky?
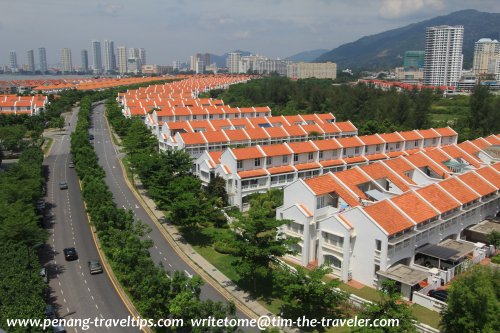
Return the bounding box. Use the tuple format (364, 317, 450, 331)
(1, 0, 499, 67)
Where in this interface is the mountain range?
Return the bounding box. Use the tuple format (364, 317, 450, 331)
(315, 9, 500, 70)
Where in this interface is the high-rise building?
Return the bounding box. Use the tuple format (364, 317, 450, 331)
(117, 46, 127, 74)
(128, 48, 142, 69)
(423, 25, 464, 86)
(81, 49, 89, 72)
(139, 48, 146, 66)
(91, 40, 103, 74)
(472, 38, 500, 76)
(227, 52, 241, 73)
(204, 53, 211, 67)
(172, 60, 183, 71)
(61, 48, 73, 73)
(9, 51, 18, 72)
(127, 57, 140, 74)
(287, 62, 337, 79)
(38, 47, 48, 73)
(27, 50, 35, 72)
(103, 40, 116, 72)
(403, 51, 425, 70)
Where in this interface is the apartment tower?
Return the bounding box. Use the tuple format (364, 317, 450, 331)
(61, 48, 73, 73)
(27, 50, 35, 72)
(38, 47, 48, 73)
(81, 50, 89, 72)
(91, 40, 103, 74)
(117, 46, 127, 74)
(472, 38, 500, 76)
(423, 25, 464, 86)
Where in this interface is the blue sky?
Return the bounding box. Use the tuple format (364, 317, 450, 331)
(1, 0, 499, 66)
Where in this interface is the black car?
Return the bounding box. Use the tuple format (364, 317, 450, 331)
(428, 289, 448, 302)
(63, 247, 78, 261)
(45, 305, 56, 319)
(59, 181, 68, 190)
(89, 134, 94, 140)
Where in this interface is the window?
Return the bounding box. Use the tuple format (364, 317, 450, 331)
(376, 144, 381, 152)
(254, 158, 261, 167)
(237, 160, 242, 169)
(354, 147, 360, 154)
(375, 239, 382, 251)
(324, 232, 343, 247)
(414, 140, 418, 146)
(396, 142, 400, 149)
(342, 148, 347, 156)
(319, 151, 323, 159)
(316, 196, 326, 209)
(385, 143, 389, 150)
(266, 157, 272, 165)
(293, 154, 299, 162)
(282, 155, 288, 163)
(324, 255, 341, 269)
(308, 152, 314, 160)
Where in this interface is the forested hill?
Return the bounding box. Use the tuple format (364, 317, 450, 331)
(315, 10, 500, 70)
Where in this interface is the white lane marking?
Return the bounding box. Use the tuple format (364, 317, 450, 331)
(163, 257, 167, 261)
(64, 298, 67, 303)
(168, 264, 172, 267)
(58, 281, 61, 286)
(67, 307, 70, 313)
(91, 295, 94, 300)
(84, 279, 87, 284)
(88, 287, 91, 292)
(61, 289, 64, 295)
(184, 270, 192, 278)
(95, 304, 99, 310)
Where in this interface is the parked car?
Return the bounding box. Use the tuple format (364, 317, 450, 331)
(59, 181, 68, 190)
(68, 161, 75, 168)
(45, 305, 56, 319)
(88, 260, 103, 274)
(36, 199, 46, 211)
(428, 289, 448, 302)
(63, 247, 78, 261)
(40, 267, 48, 283)
(89, 134, 94, 140)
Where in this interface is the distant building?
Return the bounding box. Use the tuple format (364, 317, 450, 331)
(472, 38, 500, 77)
(287, 62, 337, 79)
(81, 49, 89, 72)
(403, 51, 424, 70)
(172, 60, 183, 71)
(61, 48, 73, 73)
(103, 40, 116, 73)
(195, 59, 205, 74)
(227, 52, 241, 73)
(258, 59, 290, 76)
(139, 48, 146, 66)
(142, 64, 171, 75)
(91, 40, 103, 74)
(423, 25, 463, 86)
(9, 51, 18, 72)
(127, 57, 140, 74)
(395, 67, 423, 82)
(27, 50, 35, 72)
(38, 47, 48, 73)
(117, 46, 127, 74)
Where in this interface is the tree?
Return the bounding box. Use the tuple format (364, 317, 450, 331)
(469, 85, 492, 133)
(230, 208, 297, 292)
(205, 175, 228, 207)
(440, 266, 500, 333)
(354, 280, 416, 333)
(275, 266, 348, 329)
(487, 230, 500, 248)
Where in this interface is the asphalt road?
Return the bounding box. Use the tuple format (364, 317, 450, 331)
(90, 104, 253, 323)
(43, 107, 140, 333)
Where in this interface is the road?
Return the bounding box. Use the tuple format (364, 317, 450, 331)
(43, 107, 139, 333)
(90, 104, 253, 323)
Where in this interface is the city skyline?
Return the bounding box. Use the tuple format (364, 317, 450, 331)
(1, 0, 499, 66)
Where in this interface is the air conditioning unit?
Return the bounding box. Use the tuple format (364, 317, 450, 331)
(347, 271, 353, 281)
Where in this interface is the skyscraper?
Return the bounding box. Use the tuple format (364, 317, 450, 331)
(9, 51, 18, 72)
(103, 40, 116, 72)
(472, 38, 500, 76)
(139, 48, 146, 66)
(91, 40, 103, 74)
(81, 49, 89, 72)
(27, 50, 35, 72)
(423, 25, 464, 86)
(61, 48, 73, 73)
(227, 52, 241, 73)
(38, 47, 48, 73)
(117, 46, 127, 74)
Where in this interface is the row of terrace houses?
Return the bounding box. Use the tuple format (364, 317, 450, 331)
(195, 127, 468, 208)
(277, 134, 499, 297)
(0, 94, 48, 116)
(118, 75, 252, 117)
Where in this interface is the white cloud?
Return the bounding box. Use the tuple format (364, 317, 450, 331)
(231, 31, 252, 40)
(98, 2, 124, 16)
(379, 0, 444, 19)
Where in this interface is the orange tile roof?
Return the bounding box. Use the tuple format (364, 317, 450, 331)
(474, 166, 500, 188)
(458, 172, 497, 196)
(238, 169, 268, 179)
(366, 153, 388, 161)
(320, 159, 345, 167)
(398, 130, 422, 141)
(232, 147, 265, 160)
(208, 151, 223, 163)
(224, 129, 250, 142)
(299, 204, 313, 217)
(405, 153, 449, 178)
(283, 125, 307, 136)
(260, 144, 292, 157)
(315, 113, 336, 123)
(203, 131, 228, 143)
(318, 122, 341, 134)
(382, 158, 417, 185)
(245, 127, 270, 140)
(359, 134, 384, 146)
(302, 123, 324, 135)
(457, 141, 480, 157)
(363, 201, 414, 235)
(342, 156, 367, 164)
(287, 141, 317, 153)
(418, 128, 440, 139)
(379, 132, 404, 143)
(294, 162, 321, 171)
(434, 127, 457, 137)
(305, 174, 360, 207)
(312, 139, 341, 150)
(416, 184, 461, 213)
(438, 178, 480, 204)
(267, 165, 295, 174)
(493, 163, 500, 172)
(440, 145, 481, 168)
(335, 121, 357, 132)
(335, 168, 371, 199)
(484, 135, 500, 145)
(386, 151, 407, 158)
(471, 138, 490, 149)
(362, 162, 411, 192)
(391, 192, 438, 223)
(337, 136, 364, 148)
(264, 126, 289, 138)
(180, 132, 206, 145)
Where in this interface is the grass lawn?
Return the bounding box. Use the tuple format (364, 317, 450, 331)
(337, 283, 379, 302)
(42, 137, 53, 155)
(411, 304, 441, 328)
